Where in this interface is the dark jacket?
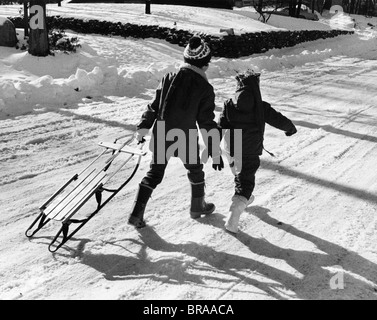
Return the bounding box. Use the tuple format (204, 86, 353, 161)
(218, 73, 296, 156)
(137, 65, 219, 162)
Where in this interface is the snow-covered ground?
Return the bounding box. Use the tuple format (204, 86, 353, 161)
(0, 2, 377, 300)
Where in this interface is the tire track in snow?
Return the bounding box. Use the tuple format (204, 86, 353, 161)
(201, 58, 377, 299)
(0, 99, 144, 186)
(2, 51, 377, 299)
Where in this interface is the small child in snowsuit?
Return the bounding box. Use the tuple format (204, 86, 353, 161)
(218, 70, 297, 233)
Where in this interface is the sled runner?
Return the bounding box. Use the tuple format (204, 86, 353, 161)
(25, 134, 147, 253)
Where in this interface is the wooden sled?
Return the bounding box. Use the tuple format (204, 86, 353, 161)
(25, 134, 147, 253)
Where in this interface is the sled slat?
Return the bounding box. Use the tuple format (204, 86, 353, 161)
(44, 170, 106, 221)
(98, 141, 146, 156)
(52, 171, 108, 222)
(39, 174, 78, 210)
(43, 169, 95, 217)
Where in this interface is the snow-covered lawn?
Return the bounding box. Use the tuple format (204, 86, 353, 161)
(0, 2, 377, 300)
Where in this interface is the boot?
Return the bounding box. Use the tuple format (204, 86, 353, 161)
(190, 182, 215, 219)
(224, 195, 252, 234)
(128, 183, 153, 228)
(246, 195, 255, 207)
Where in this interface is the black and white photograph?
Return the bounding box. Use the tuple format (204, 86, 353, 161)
(1, 0, 377, 302)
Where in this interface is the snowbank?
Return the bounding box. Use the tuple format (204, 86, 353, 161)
(0, 4, 376, 119)
(0, 3, 376, 117)
(1, 28, 373, 119)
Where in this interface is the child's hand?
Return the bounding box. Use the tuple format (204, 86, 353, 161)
(136, 132, 146, 144)
(285, 126, 297, 136)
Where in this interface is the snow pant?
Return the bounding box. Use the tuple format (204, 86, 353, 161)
(141, 155, 205, 196)
(232, 154, 260, 201)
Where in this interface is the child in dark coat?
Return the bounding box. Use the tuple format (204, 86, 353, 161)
(218, 69, 297, 233)
(128, 36, 223, 229)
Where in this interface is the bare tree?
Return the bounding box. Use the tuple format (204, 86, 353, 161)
(365, 0, 376, 16)
(316, 0, 327, 15)
(311, 0, 315, 13)
(289, 0, 296, 16)
(295, 0, 302, 17)
(251, 0, 287, 23)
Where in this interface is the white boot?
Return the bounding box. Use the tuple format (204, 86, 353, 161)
(246, 195, 255, 207)
(224, 195, 248, 234)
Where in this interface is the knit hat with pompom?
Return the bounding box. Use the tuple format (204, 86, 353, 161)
(183, 36, 212, 68)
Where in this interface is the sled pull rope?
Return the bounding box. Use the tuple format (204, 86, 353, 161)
(263, 146, 275, 157)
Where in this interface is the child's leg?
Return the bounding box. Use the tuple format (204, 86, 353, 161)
(234, 155, 260, 201)
(224, 155, 260, 233)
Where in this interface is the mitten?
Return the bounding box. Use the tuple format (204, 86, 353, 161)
(285, 126, 297, 137)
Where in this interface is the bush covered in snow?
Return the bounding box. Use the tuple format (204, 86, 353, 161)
(49, 29, 81, 54)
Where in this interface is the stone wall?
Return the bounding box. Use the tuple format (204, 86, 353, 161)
(9, 15, 353, 58)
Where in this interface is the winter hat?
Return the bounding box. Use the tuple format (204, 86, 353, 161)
(183, 36, 212, 68)
(235, 69, 260, 91)
(234, 69, 262, 112)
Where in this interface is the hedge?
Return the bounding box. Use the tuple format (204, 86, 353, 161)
(8, 15, 354, 58)
(68, 0, 235, 9)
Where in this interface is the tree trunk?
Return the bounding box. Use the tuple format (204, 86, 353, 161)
(28, 0, 49, 57)
(258, 0, 263, 12)
(349, 0, 356, 13)
(317, 0, 325, 14)
(23, 0, 28, 37)
(289, 0, 298, 16)
(355, 0, 361, 14)
(296, 0, 303, 17)
(145, 0, 151, 14)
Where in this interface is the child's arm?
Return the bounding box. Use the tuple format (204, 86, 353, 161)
(197, 86, 223, 164)
(218, 99, 233, 131)
(136, 82, 163, 131)
(196, 86, 218, 132)
(264, 101, 297, 135)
